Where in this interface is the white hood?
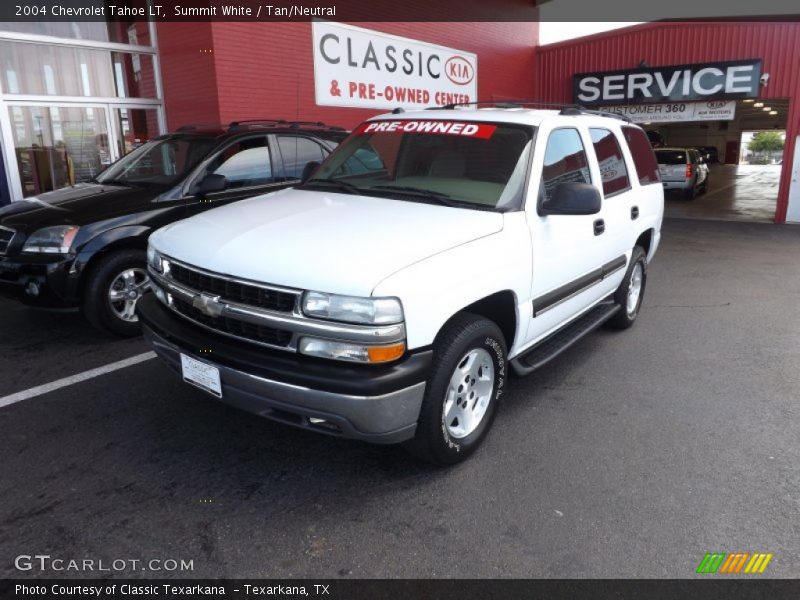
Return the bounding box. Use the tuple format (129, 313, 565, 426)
(150, 188, 504, 296)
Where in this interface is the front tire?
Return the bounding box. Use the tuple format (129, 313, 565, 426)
(82, 249, 149, 337)
(608, 246, 647, 330)
(405, 313, 507, 466)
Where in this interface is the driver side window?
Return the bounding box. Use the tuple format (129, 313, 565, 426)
(541, 128, 591, 203)
(201, 136, 273, 190)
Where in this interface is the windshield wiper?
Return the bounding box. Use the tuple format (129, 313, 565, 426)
(95, 178, 141, 187)
(303, 178, 362, 195)
(368, 185, 474, 209)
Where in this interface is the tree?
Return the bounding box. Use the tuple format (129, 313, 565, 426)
(748, 131, 785, 163)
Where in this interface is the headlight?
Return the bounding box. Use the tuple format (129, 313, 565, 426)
(298, 337, 406, 364)
(22, 225, 80, 254)
(302, 291, 403, 325)
(147, 245, 163, 272)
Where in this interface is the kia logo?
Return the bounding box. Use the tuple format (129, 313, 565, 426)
(445, 56, 474, 86)
(706, 101, 727, 109)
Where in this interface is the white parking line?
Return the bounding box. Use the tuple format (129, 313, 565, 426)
(0, 351, 156, 409)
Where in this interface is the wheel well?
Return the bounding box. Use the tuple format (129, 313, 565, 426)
(635, 229, 654, 255)
(79, 239, 148, 292)
(460, 291, 517, 350)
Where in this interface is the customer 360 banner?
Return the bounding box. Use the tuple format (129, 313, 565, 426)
(312, 22, 478, 110)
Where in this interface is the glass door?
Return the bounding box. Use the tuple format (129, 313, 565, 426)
(7, 104, 111, 197)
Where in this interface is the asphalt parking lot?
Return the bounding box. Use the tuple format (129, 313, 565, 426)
(1, 217, 799, 579)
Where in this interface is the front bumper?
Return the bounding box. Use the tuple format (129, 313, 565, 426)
(138, 293, 431, 444)
(0, 253, 81, 308)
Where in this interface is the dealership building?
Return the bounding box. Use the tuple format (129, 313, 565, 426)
(1, 18, 798, 222)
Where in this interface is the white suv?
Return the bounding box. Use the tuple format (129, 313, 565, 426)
(138, 106, 664, 465)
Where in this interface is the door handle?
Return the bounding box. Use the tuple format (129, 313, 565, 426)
(593, 219, 605, 236)
(631, 206, 639, 220)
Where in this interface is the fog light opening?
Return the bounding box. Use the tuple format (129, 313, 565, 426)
(24, 280, 41, 297)
(308, 417, 342, 433)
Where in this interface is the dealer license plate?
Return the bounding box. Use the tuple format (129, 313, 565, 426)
(181, 354, 222, 398)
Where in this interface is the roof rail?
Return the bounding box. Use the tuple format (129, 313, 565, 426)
(559, 106, 632, 122)
(429, 99, 575, 111)
(227, 119, 345, 131)
(228, 119, 288, 128)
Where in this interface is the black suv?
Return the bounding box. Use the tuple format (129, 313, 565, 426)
(0, 120, 347, 335)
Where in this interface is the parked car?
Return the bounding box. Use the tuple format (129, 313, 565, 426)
(655, 147, 709, 199)
(697, 145, 720, 163)
(139, 107, 664, 465)
(646, 129, 666, 148)
(0, 120, 348, 335)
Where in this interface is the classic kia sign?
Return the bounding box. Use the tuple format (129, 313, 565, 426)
(573, 59, 762, 106)
(313, 22, 478, 110)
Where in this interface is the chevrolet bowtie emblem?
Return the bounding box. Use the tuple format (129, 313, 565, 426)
(192, 293, 224, 318)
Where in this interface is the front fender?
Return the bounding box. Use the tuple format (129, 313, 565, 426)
(72, 225, 152, 277)
(372, 212, 532, 353)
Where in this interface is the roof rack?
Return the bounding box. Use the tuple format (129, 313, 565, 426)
(558, 106, 632, 122)
(426, 99, 633, 122)
(429, 99, 575, 111)
(227, 119, 346, 132)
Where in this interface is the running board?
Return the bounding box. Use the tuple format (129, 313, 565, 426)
(511, 301, 620, 376)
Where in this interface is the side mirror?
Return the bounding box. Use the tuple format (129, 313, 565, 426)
(196, 173, 227, 196)
(540, 182, 602, 216)
(301, 161, 321, 183)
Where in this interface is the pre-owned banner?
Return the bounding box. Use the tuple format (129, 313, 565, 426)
(312, 21, 478, 110)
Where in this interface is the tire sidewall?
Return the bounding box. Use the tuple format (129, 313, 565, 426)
(619, 248, 647, 322)
(424, 319, 507, 464)
(83, 250, 147, 336)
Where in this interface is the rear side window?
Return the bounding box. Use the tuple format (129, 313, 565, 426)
(622, 126, 661, 185)
(541, 128, 591, 203)
(589, 128, 630, 197)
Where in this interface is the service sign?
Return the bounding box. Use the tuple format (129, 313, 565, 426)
(573, 59, 761, 106)
(604, 100, 737, 123)
(313, 22, 478, 110)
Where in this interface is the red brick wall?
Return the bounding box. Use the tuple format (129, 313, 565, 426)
(157, 22, 221, 129)
(158, 21, 538, 131)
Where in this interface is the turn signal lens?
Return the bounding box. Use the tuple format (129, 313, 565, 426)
(298, 337, 406, 364)
(367, 342, 406, 363)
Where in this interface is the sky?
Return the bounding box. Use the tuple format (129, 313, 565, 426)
(539, 22, 643, 45)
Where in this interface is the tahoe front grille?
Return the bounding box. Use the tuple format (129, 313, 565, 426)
(168, 262, 297, 312)
(172, 297, 293, 348)
(0, 226, 16, 255)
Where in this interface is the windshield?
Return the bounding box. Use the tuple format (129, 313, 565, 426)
(95, 137, 217, 187)
(304, 120, 535, 211)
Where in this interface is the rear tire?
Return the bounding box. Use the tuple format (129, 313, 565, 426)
(404, 313, 507, 466)
(82, 249, 149, 337)
(608, 246, 647, 330)
(683, 186, 697, 200)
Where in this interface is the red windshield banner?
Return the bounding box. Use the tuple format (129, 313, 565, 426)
(355, 120, 497, 139)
